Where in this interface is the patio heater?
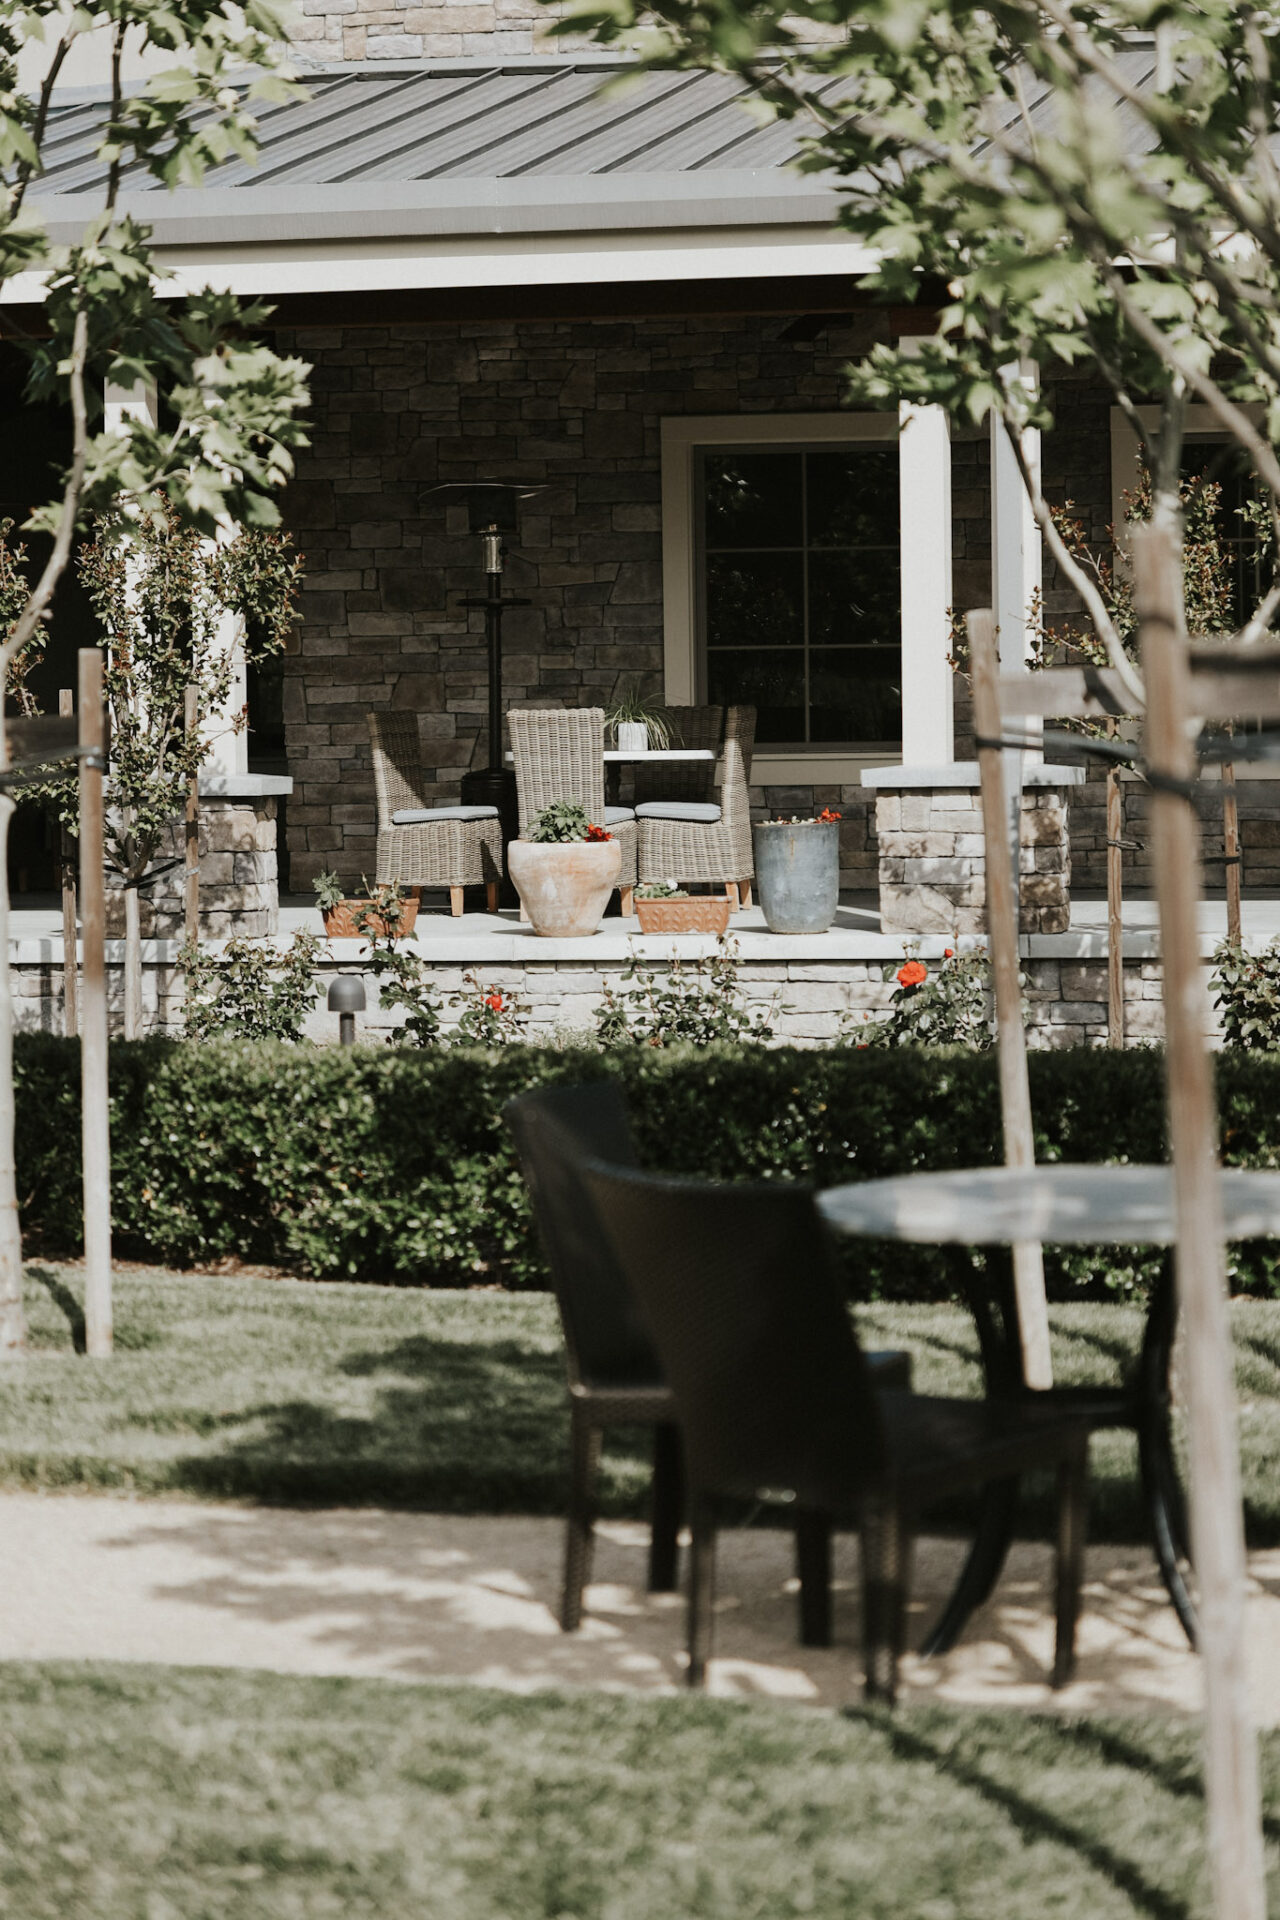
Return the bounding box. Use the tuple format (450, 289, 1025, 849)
(426, 480, 545, 837)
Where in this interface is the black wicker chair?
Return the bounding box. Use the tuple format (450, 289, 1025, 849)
(505, 1082, 913, 1642)
(582, 1158, 1093, 1703)
(505, 1083, 682, 1631)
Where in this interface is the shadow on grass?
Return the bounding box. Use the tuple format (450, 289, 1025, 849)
(27, 1264, 84, 1353)
(861, 1710, 1197, 1920)
(1056, 1719, 1280, 1846)
(167, 1335, 653, 1516)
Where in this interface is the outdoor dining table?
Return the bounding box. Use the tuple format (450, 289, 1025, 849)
(816, 1161, 1280, 1653)
(506, 746, 716, 809)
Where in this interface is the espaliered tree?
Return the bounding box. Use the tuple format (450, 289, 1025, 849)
(77, 511, 302, 1038)
(0, 0, 311, 1354)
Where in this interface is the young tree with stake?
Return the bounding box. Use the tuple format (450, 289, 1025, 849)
(0, 0, 311, 1354)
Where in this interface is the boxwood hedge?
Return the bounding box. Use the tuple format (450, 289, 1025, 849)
(14, 1033, 1280, 1299)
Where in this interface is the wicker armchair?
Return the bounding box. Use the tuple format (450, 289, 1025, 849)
(630, 705, 723, 809)
(509, 707, 637, 917)
(368, 711, 502, 917)
(636, 704, 755, 909)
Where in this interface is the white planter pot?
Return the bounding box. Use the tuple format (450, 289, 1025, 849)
(507, 836, 622, 937)
(616, 721, 649, 753)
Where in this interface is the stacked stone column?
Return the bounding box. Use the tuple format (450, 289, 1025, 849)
(864, 765, 1084, 936)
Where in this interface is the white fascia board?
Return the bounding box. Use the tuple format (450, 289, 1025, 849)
(3, 228, 874, 303)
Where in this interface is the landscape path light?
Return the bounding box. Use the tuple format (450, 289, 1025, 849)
(327, 974, 366, 1047)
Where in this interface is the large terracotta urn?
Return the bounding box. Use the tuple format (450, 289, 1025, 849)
(507, 836, 622, 937)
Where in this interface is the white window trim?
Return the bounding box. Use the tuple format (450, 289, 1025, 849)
(661, 412, 903, 785)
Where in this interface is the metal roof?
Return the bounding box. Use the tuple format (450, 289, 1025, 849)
(34, 58, 842, 208)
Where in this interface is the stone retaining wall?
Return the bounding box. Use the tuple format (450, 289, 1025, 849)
(2, 944, 1191, 1048)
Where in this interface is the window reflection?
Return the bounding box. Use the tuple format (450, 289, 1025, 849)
(700, 443, 901, 747)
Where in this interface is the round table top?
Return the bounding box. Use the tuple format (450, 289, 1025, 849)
(816, 1163, 1280, 1246)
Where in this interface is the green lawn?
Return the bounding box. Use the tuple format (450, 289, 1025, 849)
(4, 1264, 1280, 1544)
(2, 1662, 1277, 1920)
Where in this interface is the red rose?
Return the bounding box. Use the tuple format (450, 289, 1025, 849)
(944, 947, 954, 959)
(486, 992, 504, 1012)
(585, 823, 612, 842)
(897, 960, 928, 988)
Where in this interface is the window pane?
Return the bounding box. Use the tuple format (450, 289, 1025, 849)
(706, 553, 804, 649)
(809, 649, 902, 744)
(704, 452, 803, 550)
(708, 649, 805, 745)
(809, 551, 901, 648)
(807, 448, 899, 547)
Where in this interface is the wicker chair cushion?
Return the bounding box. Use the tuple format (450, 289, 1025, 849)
(604, 806, 636, 825)
(634, 801, 722, 823)
(391, 805, 500, 824)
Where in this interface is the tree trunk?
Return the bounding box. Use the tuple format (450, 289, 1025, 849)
(0, 792, 27, 1355)
(123, 884, 143, 1039)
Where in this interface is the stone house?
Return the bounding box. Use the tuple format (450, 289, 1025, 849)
(12, 20, 1278, 936)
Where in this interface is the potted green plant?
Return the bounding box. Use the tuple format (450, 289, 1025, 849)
(507, 802, 621, 937)
(603, 682, 674, 754)
(313, 872, 419, 941)
(753, 808, 842, 934)
(633, 881, 733, 936)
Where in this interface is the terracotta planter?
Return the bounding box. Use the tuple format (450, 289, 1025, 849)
(634, 894, 732, 936)
(508, 836, 622, 937)
(321, 896, 419, 940)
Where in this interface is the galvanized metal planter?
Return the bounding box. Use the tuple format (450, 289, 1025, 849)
(753, 820, 840, 934)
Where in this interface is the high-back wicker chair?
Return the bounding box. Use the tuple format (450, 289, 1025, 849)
(631, 704, 723, 809)
(505, 1080, 913, 1648)
(508, 706, 637, 916)
(368, 711, 502, 916)
(583, 1158, 1092, 1703)
(635, 704, 755, 910)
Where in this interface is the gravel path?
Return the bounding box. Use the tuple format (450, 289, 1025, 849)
(5, 1493, 1279, 1715)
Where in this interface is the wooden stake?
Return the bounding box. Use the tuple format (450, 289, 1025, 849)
(969, 608, 1053, 1390)
(59, 689, 78, 1040)
(184, 685, 200, 950)
(77, 650, 112, 1360)
(1132, 523, 1265, 1920)
(1106, 723, 1124, 1048)
(1222, 756, 1241, 947)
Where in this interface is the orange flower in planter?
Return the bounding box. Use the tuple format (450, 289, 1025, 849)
(816, 807, 842, 823)
(897, 960, 928, 988)
(585, 823, 613, 842)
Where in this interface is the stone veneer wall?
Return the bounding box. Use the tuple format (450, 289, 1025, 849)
(274, 311, 957, 896)
(277, 322, 1270, 908)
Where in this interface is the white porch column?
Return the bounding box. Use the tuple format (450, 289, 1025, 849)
(898, 389, 954, 764)
(990, 366, 1042, 671)
(105, 380, 247, 776)
(203, 524, 249, 778)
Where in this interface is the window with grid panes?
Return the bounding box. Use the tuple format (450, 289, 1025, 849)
(697, 445, 902, 747)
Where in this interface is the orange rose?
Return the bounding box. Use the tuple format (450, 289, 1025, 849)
(897, 960, 928, 988)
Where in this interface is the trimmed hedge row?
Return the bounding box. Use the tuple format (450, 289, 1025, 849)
(14, 1033, 1280, 1299)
